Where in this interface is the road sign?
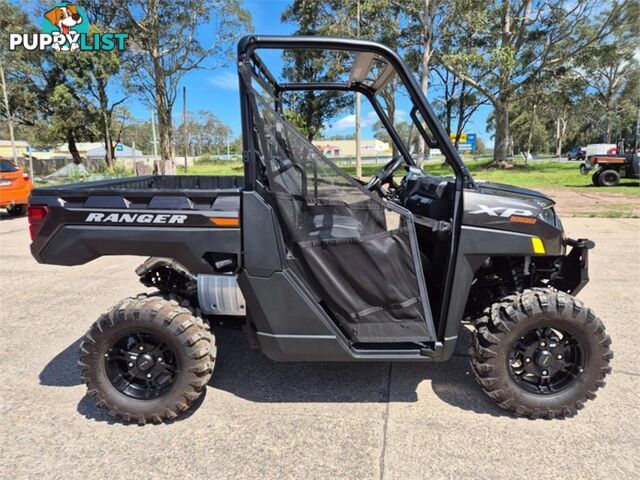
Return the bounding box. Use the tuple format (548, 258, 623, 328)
(450, 133, 476, 152)
(450, 133, 467, 143)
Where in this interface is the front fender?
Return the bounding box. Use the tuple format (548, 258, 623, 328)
(438, 225, 565, 361)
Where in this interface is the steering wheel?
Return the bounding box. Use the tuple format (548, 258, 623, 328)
(365, 156, 404, 194)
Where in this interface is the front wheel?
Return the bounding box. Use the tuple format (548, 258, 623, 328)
(470, 289, 612, 418)
(597, 169, 620, 187)
(79, 294, 215, 424)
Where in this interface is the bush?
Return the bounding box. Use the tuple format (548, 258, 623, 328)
(99, 164, 133, 177)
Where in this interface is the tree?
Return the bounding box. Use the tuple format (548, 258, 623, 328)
(46, 85, 99, 163)
(50, 1, 129, 166)
(56, 26, 126, 166)
(281, 0, 404, 150)
(173, 110, 231, 156)
(120, 0, 251, 172)
(579, 25, 639, 143)
(0, 2, 39, 160)
(510, 99, 551, 158)
(437, 0, 630, 165)
(0, 3, 95, 162)
(372, 120, 417, 152)
(281, 1, 352, 142)
(431, 67, 487, 146)
(398, 0, 447, 160)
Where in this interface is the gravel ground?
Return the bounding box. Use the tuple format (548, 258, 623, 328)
(1, 216, 639, 480)
(539, 188, 640, 217)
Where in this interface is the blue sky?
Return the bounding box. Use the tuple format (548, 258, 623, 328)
(192, 0, 493, 145)
(16, 0, 493, 145)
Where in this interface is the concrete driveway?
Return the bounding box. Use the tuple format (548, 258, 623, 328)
(1, 216, 638, 479)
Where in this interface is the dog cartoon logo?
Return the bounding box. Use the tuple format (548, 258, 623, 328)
(8, 2, 127, 53)
(42, 3, 88, 51)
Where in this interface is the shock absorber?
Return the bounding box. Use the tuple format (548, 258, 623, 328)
(509, 257, 527, 293)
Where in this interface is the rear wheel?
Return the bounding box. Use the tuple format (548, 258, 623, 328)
(470, 289, 612, 418)
(597, 169, 620, 186)
(79, 294, 215, 424)
(6, 204, 26, 216)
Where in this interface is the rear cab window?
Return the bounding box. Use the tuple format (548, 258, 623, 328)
(0, 160, 19, 172)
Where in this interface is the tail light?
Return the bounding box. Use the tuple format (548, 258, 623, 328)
(27, 205, 48, 241)
(23, 173, 30, 182)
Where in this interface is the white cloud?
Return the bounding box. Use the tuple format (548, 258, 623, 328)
(208, 71, 238, 91)
(395, 109, 408, 121)
(325, 110, 380, 131)
(331, 114, 357, 130)
(364, 110, 379, 125)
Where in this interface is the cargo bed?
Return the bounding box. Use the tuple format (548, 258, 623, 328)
(28, 175, 244, 274)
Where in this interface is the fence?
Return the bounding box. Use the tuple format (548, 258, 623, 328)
(16, 157, 104, 176)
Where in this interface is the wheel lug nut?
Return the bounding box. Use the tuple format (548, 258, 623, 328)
(525, 357, 532, 363)
(146, 373, 152, 378)
(542, 370, 548, 376)
(157, 357, 162, 362)
(139, 346, 144, 351)
(128, 362, 134, 367)
(540, 341, 546, 347)
(557, 354, 563, 360)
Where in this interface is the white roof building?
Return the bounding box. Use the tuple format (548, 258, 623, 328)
(55, 142, 143, 158)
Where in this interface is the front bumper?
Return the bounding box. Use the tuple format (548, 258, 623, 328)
(549, 238, 595, 295)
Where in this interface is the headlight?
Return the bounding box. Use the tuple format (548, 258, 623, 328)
(538, 206, 557, 226)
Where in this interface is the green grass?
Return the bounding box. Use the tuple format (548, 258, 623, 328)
(181, 161, 245, 176)
(582, 204, 639, 218)
(179, 159, 640, 194)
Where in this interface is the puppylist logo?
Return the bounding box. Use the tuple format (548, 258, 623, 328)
(9, 3, 128, 53)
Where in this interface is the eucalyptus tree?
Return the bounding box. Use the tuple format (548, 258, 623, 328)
(436, 0, 630, 165)
(120, 0, 251, 172)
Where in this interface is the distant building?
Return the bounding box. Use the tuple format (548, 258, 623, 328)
(313, 139, 391, 157)
(55, 142, 143, 159)
(316, 144, 341, 157)
(86, 143, 143, 159)
(0, 140, 29, 158)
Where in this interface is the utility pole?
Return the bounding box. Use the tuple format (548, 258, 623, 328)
(0, 64, 18, 164)
(183, 86, 188, 172)
(226, 129, 230, 158)
(354, 0, 362, 180)
(150, 110, 158, 157)
(634, 101, 640, 152)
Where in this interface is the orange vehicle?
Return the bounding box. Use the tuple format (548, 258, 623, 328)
(0, 158, 33, 216)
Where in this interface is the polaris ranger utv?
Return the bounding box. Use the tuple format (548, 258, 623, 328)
(28, 36, 612, 424)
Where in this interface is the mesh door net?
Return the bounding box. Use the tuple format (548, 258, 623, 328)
(249, 91, 432, 343)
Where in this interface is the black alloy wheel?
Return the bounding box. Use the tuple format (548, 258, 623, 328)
(79, 294, 215, 424)
(470, 289, 612, 418)
(507, 326, 585, 395)
(105, 331, 179, 400)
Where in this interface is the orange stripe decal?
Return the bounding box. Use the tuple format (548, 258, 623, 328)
(209, 217, 240, 227)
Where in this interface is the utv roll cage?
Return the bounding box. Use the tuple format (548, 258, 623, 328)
(237, 35, 476, 191)
(236, 35, 476, 346)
